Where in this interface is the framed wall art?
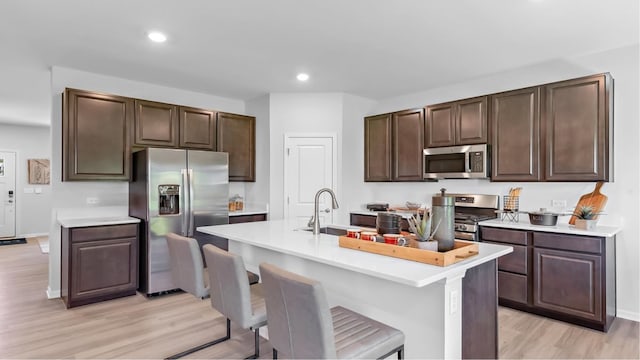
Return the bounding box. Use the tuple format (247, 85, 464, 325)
(28, 159, 50, 184)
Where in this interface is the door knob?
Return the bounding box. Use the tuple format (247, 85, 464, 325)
(322, 208, 330, 213)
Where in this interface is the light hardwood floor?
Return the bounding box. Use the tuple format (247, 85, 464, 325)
(1, 238, 638, 359)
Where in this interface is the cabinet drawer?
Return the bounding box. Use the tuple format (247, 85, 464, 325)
(533, 232, 602, 254)
(485, 241, 528, 274)
(498, 271, 528, 304)
(481, 227, 530, 245)
(71, 224, 138, 243)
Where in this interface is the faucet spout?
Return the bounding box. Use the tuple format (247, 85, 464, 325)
(310, 188, 339, 235)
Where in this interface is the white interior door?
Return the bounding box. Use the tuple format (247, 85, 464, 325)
(284, 135, 337, 228)
(0, 151, 16, 238)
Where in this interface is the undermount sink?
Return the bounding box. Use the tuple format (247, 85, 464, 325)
(298, 226, 347, 236)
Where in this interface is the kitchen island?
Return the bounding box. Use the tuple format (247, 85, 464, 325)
(197, 220, 512, 359)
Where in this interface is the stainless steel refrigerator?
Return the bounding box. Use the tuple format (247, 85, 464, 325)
(129, 148, 229, 296)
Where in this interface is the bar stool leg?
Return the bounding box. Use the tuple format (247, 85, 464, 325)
(273, 348, 278, 359)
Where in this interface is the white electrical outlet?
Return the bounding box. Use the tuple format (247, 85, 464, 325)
(450, 290, 459, 314)
(551, 200, 567, 208)
(86, 197, 100, 205)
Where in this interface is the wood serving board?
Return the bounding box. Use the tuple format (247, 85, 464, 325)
(338, 236, 479, 267)
(568, 182, 607, 225)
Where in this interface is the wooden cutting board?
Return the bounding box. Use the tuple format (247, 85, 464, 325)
(568, 182, 607, 225)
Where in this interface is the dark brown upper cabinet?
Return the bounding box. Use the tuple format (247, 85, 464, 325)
(63, 88, 133, 181)
(490, 87, 541, 181)
(217, 112, 256, 182)
(364, 114, 392, 181)
(179, 106, 217, 150)
(543, 74, 612, 182)
(392, 109, 424, 181)
(364, 109, 423, 182)
(133, 99, 178, 147)
(425, 103, 455, 147)
(425, 96, 487, 148)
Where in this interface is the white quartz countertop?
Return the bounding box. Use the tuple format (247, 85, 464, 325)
(197, 219, 512, 288)
(480, 218, 622, 237)
(58, 216, 141, 228)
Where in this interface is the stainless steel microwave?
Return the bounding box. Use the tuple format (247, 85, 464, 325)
(423, 144, 490, 179)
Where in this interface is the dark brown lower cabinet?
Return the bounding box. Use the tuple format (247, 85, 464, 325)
(61, 223, 139, 308)
(349, 213, 409, 231)
(350, 213, 377, 228)
(533, 248, 603, 322)
(480, 226, 616, 331)
(229, 213, 267, 224)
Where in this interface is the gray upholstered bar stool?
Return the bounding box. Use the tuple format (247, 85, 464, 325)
(203, 243, 267, 359)
(165, 233, 267, 359)
(259, 262, 405, 359)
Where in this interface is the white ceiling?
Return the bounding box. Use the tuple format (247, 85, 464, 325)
(0, 0, 638, 126)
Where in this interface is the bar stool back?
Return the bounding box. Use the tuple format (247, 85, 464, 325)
(259, 262, 405, 359)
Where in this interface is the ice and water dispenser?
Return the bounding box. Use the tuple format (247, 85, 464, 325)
(158, 185, 180, 215)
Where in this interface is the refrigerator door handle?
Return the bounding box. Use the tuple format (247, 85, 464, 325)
(188, 168, 195, 237)
(181, 169, 189, 236)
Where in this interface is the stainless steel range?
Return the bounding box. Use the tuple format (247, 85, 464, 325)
(449, 193, 499, 241)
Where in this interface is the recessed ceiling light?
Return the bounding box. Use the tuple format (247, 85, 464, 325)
(148, 31, 167, 43)
(297, 73, 309, 82)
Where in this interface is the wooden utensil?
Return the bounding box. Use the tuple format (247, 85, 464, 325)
(568, 182, 607, 225)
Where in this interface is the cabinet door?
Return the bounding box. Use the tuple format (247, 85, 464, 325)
(544, 74, 611, 181)
(133, 99, 178, 147)
(490, 87, 541, 181)
(425, 103, 455, 147)
(63, 88, 133, 181)
(456, 96, 488, 145)
(392, 109, 424, 181)
(70, 237, 137, 302)
(533, 247, 603, 322)
(364, 114, 392, 181)
(217, 112, 256, 181)
(179, 107, 216, 150)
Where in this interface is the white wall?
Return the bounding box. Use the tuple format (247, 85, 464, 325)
(340, 93, 376, 222)
(0, 123, 51, 236)
(47, 66, 246, 297)
(245, 95, 271, 211)
(268, 93, 344, 220)
(341, 44, 640, 320)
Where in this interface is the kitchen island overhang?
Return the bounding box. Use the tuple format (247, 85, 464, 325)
(197, 220, 512, 359)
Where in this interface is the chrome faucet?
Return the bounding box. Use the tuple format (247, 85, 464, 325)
(307, 188, 339, 235)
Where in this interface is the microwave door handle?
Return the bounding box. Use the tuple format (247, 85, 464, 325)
(464, 152, 471, 172)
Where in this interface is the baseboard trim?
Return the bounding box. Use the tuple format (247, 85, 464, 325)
(617, 309, 640, 322)
(22, 232, 49, 238)
(47, 287, 60, 299)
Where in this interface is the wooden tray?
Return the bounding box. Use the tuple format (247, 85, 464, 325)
(338, 236, 479, 267)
